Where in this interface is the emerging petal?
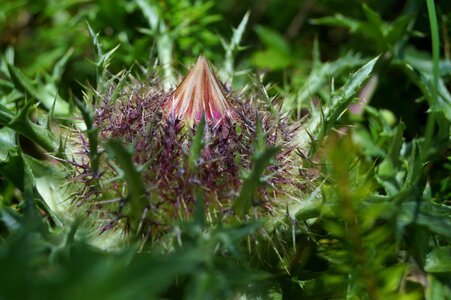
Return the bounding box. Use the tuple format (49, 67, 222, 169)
(163, 56, 234, 125)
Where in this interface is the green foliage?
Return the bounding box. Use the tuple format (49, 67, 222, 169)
(311, 55, 380, 153)
(311, 4, 414, 53)
(233, 138, 280, 217)
(251, 25, 292, 70)
(0, 101, 57, 152)
(73, 96, 99, 171)
(104, 140, 146, 225)
(189, 115, 206, 172)
(0, 0, 450, 299)
(281, 49, 366, 115)
(0, 201, 266, 299)
(6, 60, 71, 116)
(221, 11, 250, 84)
(319, 135, 409, 299)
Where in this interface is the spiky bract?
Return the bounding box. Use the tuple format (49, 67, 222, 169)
(70, 58, 305, 242)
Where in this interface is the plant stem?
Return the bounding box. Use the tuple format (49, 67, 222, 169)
(424, 0, 440, 150)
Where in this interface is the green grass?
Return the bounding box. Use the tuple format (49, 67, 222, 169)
(1, 0, 450, 299)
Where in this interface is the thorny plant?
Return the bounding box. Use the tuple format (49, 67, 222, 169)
(68, 56, 308, 242)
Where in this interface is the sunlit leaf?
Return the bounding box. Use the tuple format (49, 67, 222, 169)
(425, 247, 451, 273)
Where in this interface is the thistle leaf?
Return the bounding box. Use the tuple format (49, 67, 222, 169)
(74, 98, 99, 171)
(233, 145, 280, 217)
(7, 63, 70, 116)
(303, 55, 380, 152)
(189, 114, 206, 171)
(104, 140, 146, 221)
(0, 102, 57, 152)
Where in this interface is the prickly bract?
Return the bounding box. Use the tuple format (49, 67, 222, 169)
(163, 56, 234, 126)
(71, 56, 306, 242)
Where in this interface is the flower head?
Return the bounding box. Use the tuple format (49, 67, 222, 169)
(163, 56, 234, 125)
(70, 56, 305, 242)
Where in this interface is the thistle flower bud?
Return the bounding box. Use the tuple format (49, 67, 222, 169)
(163, 56, 234, 125)
(69, 56, 306, 243)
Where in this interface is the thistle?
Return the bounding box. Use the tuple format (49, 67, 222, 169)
(163, 56, 234, 125)
(70, 56, 306, 243)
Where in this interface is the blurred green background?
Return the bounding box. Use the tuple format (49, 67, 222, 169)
(1, 0, 449, 133)
(1, 0, 450, 299)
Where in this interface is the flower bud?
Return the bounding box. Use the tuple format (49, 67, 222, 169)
(163, 56, 234, 125)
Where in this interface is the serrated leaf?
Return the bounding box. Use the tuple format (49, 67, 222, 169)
(283, 52, 364, 113)
(136, 0, 175, 89)
(87, 22, 103, 57)
(230, 11, 249, 50)
(396, 60, 451, 121)
(7, 64, 70, 116)
(403, 47, 451, 76)
(305, 56, 380, 151)
(0, 102, 57, 152)
(221, 11, 250, 82)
